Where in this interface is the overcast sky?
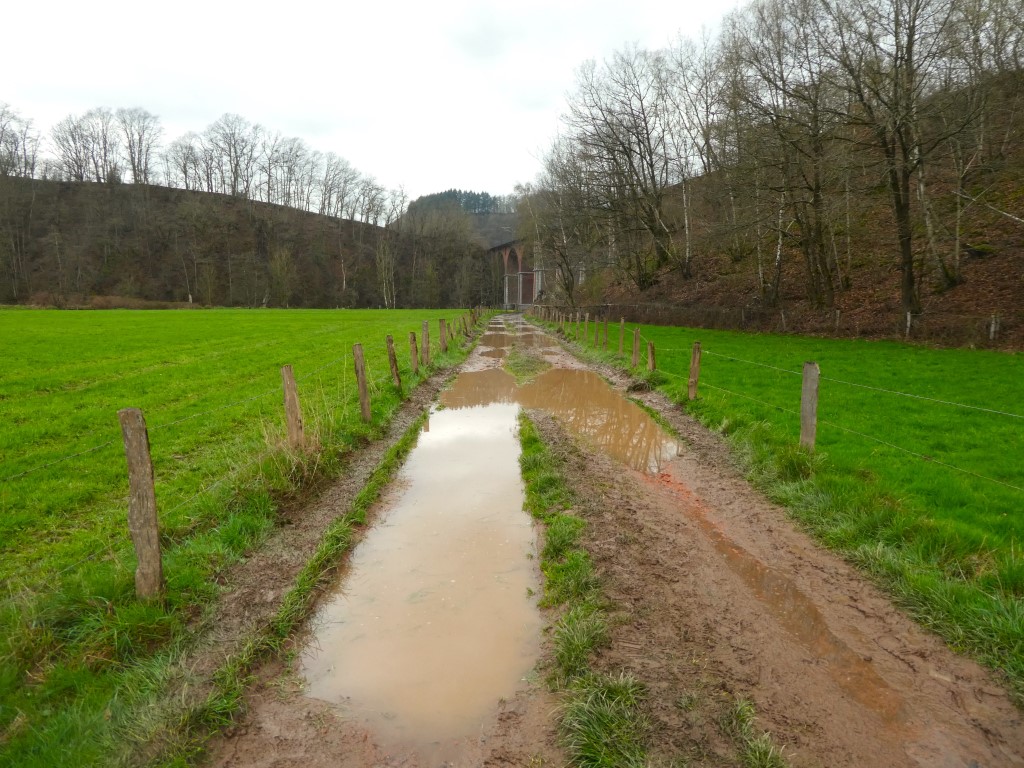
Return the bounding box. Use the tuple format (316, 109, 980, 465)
(3, 0, 740, 200)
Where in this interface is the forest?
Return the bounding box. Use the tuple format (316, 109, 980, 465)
(518, 0, 1024, 335)
(0, 105, 505, 308)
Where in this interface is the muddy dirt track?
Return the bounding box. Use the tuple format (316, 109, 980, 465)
(203, 316, 1024, 767)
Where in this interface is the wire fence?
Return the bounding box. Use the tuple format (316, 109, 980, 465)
(1, 312, 484, 593)
(547, 301, 1022, 349)
(530, 307, 1023, 499)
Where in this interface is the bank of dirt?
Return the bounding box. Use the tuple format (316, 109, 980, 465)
(198, 320, 1023, 767)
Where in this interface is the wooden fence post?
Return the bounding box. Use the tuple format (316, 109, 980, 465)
(584, 312, 589, 341)
(800, 362, 820, 451)
(409, 331, 419, 375)
(632, 328, 640, 367)
(603, 318, 609, 349)
(353, 343, 372, 423)
(619, 318, 625, 355)
(647, 341, 656, 372)
(422, 320, 431, 366)
(688, 342, 702, 401)
(280, 364, 305, 449)
(439, 319, 448, 353)
(386, 335, 402, 392)
(117, 407, 164, 599)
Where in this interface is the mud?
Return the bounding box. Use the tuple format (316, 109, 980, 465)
(202, 316, 1024, 768)
(298, 403, 542, 761)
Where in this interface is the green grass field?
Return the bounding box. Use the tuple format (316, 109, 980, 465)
(0, 307, 473, 765)
(542, 314, 1024, 704)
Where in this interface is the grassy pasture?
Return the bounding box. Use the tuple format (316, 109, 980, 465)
(542, 314, 1024, 703)
(0, 307, 471, 764)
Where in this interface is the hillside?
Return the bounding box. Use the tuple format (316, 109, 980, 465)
(595, 169, 1024, 348)
(0, 178, 498, 309)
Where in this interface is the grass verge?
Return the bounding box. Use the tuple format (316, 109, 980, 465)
(529, 312, 1024, 706)
(518, 412, 650, 765)
(0, 309, 486, 765)
(146, 411, 428, 766)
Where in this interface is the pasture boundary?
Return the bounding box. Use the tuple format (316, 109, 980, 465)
(2, 310, 484, 600)
(527, 305, 1024, 498)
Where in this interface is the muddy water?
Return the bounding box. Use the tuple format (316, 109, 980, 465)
(300, 316, 902, 757)
(299, 403, 541, 757)
(444, 367, 678, 472)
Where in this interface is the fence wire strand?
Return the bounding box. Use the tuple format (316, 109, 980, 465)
(148, 384, 283, 433)
(819, 376, 1024, 420)
(2, 438, 120, 483)
(817, 418, 1024, 493)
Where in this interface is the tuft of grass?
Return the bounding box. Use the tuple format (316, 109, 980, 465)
(559, 672, 650, 768)
(553, 603, 609, 685)
(506, 347, 551, 384)
(742, 733, 789, 768)
(544, 550, 600, 607)
(719, 697, 789, 768)
(543, 514, 587, 563)
(719, 697, 756, 742)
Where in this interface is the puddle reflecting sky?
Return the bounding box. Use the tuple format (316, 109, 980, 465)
(300, 403, 541, 753)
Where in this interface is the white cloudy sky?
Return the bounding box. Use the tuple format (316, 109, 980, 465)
(3, 0, 740, 200)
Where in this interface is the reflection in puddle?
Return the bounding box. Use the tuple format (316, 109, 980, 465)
(300, 405, 541, 758)
(652, 472, 906, 724)
(442, 368, 679, 472)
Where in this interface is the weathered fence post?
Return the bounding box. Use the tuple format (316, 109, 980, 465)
(439, 319, 448, 353)
(386, 335, 402, 392)
(422, 320, 431, 366)
(584, 312, 589, 341)
(603, 318, 609, 349)
(353, 343, 372, 423)
(280, 364, 305, 449)
(647, 341, 656, 372)
(800, 362, 820, 452)
(905, 311, 912, 339)
(117, 408, 164, 599)
(632, 328, 640, 367)
(409, 331, 419, 375)
(619, 318, 625, 355)
(990, 314, 1000, 341)
(688, 341, 702, 401)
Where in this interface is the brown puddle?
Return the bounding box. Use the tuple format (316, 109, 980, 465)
(443, 367, 679, 472)
(650, 471, 906, 724)
(300, 316, 902, 759)
(299, 403, 542, 759)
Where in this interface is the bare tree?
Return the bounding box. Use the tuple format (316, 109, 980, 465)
(824, 0, 957, 314)
(0, 104, 39, 178)
(565, 47, 680, 289)
(205, 113, 260, 197)
(116, 107, 162, 184)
